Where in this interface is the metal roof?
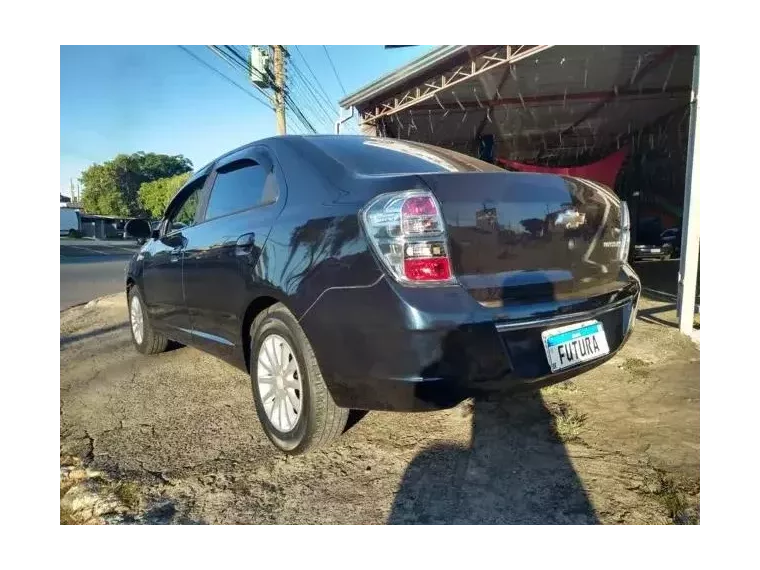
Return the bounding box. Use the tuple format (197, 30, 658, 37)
(340, 45, 695, 164)
(339, 45, 473, 108)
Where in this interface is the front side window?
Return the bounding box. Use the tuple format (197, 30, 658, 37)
(167, 179, 204, 232)
(205, 161, 277, 221)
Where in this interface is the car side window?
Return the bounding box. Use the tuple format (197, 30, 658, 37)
(167, 179, 204, 233)
(204, 160, 278, 221)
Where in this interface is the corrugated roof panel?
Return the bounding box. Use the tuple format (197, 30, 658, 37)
(355, 45, 695, 164)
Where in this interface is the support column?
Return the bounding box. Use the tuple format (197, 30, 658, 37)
(677, 47, 700, 335)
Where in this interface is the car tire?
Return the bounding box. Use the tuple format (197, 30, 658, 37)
(249, 302, 348, 455)
(128, 285, 169, 355)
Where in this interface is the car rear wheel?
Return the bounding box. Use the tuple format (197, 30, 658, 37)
(128, 286, 169, 355)
(250, 303, 348, 454)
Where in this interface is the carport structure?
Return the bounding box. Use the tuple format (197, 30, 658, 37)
(339, 45, 700, 336)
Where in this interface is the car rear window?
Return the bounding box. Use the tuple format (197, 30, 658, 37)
(304, 136, 504, 175)
(205, 161, 277, 221)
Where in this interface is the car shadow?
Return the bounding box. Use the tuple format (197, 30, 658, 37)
(60, 322, 185, 351)
(344, 409, 369, 433)
(387, 391, 598, 524)
(388, 265, 604, 524)
(60, 322, 129, 346)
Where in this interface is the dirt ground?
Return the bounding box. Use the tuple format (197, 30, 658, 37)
(60, 294, 700, 524)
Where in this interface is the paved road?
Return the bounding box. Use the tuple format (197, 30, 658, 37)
(60, 240, 138, 310)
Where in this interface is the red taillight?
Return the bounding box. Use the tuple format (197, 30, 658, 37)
(403, 257, 452, 281)
(361, 190, 456, 286)
(401, 195, 437, 216)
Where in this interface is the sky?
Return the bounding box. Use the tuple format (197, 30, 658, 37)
(60, 45, 434, 197)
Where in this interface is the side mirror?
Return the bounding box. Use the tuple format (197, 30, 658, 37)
(126, 218, 152, 240)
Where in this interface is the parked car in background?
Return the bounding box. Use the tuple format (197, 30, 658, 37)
(633, 227, 681, 261)
(125, 136, 640, 455)
(660, 227, 682, 257)
(60, 207, 80, 237)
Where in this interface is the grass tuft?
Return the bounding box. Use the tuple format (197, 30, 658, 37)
(549, 402, 587, 442)
(620, 357, 652, 379)
(113, 481, 141, 511)
(644, 469, 698, 524)
(541, 380, 578, 396)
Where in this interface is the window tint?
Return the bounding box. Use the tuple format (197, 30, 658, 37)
(303, 136, 504, 175)
(205, 161, 276, 220)
(168, 181, 203, 231)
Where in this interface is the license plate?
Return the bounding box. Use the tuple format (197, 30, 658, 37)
(650, 248, 661, 253)
(541, 320, 610, 373)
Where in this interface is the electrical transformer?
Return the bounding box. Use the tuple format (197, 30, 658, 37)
(250, 46, 271, 88)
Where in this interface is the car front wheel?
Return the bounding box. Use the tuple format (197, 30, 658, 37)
(250, 303, 348, 454)
(128, 286, 169, 355)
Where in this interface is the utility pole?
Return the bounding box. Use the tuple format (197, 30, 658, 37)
(273, 45, 286, 135)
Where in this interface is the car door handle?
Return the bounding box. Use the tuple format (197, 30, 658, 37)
(169, 248, 182, 262)
(235, 233, 255, 256)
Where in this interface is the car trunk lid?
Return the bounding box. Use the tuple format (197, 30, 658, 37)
(418, 172, 626, 307)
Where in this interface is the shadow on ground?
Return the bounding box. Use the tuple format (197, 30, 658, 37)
(117, 499, 206, 525)
(632, 259, 700, 304)
(61, 293, 699, 524)
(388, 392, 597, 524)
(638, 290, 699, 330)
(637, 303, 678, 328)
(60, 323, 185, 352)
(60, 322, 129, 346)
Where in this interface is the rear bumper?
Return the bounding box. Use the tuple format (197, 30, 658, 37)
(300, 266, 640, 411)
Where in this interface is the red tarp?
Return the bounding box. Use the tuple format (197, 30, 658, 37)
(495, 146, 629, 188)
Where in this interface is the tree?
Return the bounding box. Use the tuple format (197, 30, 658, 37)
(138, 172, 192, 218)
(80, 152, 193, 216)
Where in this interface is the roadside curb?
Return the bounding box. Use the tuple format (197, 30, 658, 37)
(61, 294, 124, 314)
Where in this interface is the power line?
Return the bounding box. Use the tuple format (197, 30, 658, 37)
(293, 46, 334, 107)
(223, 45, 249, 68)
(258, 50, 318, 134)
(282, 51, 336, 131)
(178, 45, 273, 109)
(287, 90, 329, 131)
(289, 61, 335, 123)
(287, 72, 334, 129)
(284, 91, 317, 133)
(322, 46, 346, 95)
(208, 45, 274, 105)
(200, 44, 321, 134)
(285, 109, 305, 134)
(208, 45, 249, 79)
(223, 45, 319, 133)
